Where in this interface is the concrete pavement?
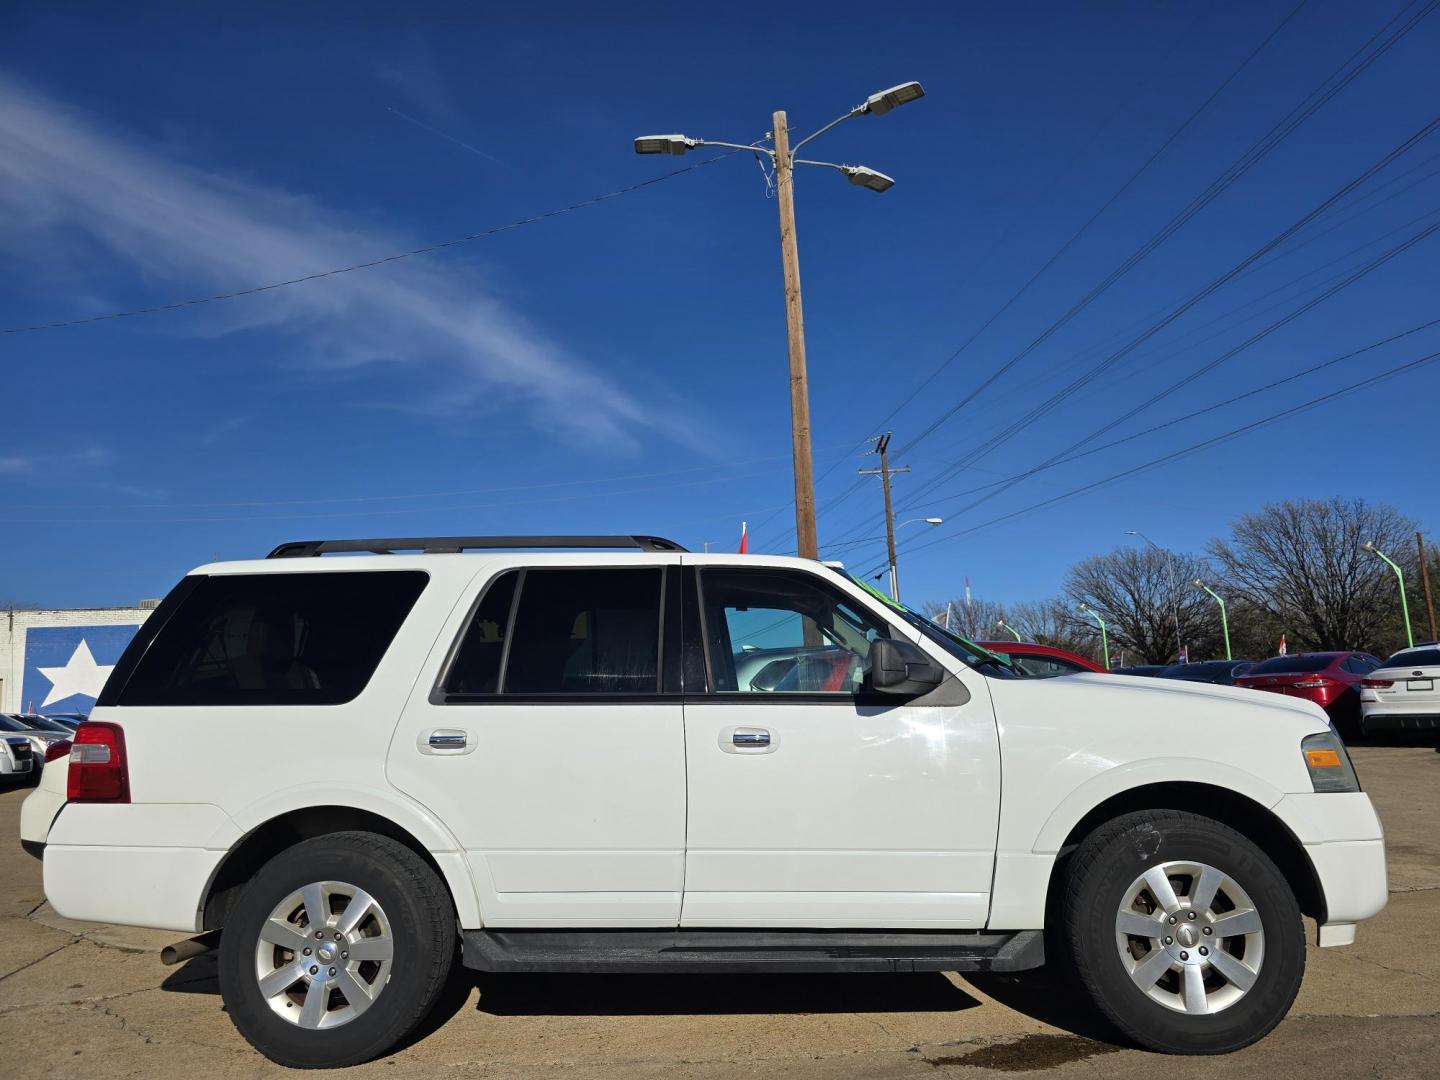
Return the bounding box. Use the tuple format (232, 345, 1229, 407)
(2, 744, 1436, 1078)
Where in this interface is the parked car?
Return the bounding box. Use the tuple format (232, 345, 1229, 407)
(1, 714, 72, 771)
(1359, 644, 1440, 736)
(1, 735, 34, 783)
(1233, 652, 1382, 739)
(42, 713, 88, 731)
(22, 534, 1385, 1066)
(1158, 660, 1257, 686)
(975, 641, 1105, 676)
(1111, 664, 1170, 677)
(0, 714, 71, 771)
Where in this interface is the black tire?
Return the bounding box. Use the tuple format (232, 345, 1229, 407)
(218, 831, 456, 1068)
(1060, 809, 1304, 1054)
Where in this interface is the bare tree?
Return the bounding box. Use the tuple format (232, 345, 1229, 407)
(1064, 546, 1220, 665)
(1207, 498, 1417, 653)
(920, 595, 1006, 640)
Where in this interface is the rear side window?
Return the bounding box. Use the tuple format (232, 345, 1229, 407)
(442, 568, 663, 697)
(115, 571, 427, 706)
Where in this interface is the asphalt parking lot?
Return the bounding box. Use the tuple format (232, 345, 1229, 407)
(1, 743, 1436, 1079)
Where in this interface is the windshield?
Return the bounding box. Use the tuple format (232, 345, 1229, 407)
(20, 715, 71, 733)
(830, 569, 1016, 675)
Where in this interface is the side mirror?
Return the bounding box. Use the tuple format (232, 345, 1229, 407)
(868, 637, 945, 697)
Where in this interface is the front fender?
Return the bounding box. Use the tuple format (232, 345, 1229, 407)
(1029, 757, 1286, 854)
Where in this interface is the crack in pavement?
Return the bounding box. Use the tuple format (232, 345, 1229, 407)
(0, 939, 77, 984)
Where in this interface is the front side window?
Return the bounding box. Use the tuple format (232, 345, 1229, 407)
(116, 571, 428, 706)
(443, 568, 663, 696)
(698, 567, 891, 695)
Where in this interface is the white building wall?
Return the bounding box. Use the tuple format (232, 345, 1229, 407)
(1, 607, 155, 713)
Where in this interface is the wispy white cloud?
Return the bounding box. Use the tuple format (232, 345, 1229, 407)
(0, 73, 680, 452)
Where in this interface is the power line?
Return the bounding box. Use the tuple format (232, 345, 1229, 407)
(801, 0, 1436, 548)
(822, 316, 1440, 565)
(0, 152, 741, 336)
(862, 346, 1440, 575)
(895, 112, 1440, 516)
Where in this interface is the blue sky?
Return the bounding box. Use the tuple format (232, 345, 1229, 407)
(2, 0, 1438, 610)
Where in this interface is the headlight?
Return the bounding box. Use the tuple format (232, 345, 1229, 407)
(1301, 731, 1360, 793)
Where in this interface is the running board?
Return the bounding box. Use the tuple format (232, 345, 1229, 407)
(461, 928, 1044, 974)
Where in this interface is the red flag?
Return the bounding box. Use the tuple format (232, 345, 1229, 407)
(738, 521, 748, 554)
(1278, 633, 1287, 656)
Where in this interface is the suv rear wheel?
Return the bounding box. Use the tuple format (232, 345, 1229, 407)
(1060, 809, 1304, 1053)
(218, 831, 456, 1067)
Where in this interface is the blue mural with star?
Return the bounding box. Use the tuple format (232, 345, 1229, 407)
(21, 624, 140, 714)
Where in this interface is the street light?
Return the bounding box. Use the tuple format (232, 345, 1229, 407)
(886, 516, 943, 601)
(1363, 541, 1414, 648)
(634, 81, 925, 561)
(1126, 529, 1183, 662)
(1079, 605, 1111, 671)
(996, 618, 1023, 643)
(1194, 579, 1231, 660)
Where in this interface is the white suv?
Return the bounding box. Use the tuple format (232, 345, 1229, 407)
(20, 535, 1387, 1067)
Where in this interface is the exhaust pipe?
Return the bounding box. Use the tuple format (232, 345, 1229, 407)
(161, 930, 220, 966)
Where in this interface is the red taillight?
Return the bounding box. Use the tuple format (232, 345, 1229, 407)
(44, 739, 72, 763)
(1360, 678, 1394, 689)
(67, 722, 129, 804)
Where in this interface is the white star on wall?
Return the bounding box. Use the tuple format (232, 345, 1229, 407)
(36, 639, 115, 708)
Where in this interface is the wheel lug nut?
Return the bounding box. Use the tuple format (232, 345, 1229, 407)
(309, 965, 318, 975)
(328, 967, 336, 977)
(1164, 937, 1173, 945)
(335, 932, 343, 941)
(1203, 926, 1213, 936)
(303, 947, 311, 956)
(315, 931, 323, 939)
(1187, 911, 1197, 920)
(341, 952, 348, 959)
(1179, 951, 1189, 961)
(1199, 947, 1209, 957)
(1168, 916, 1177, 925)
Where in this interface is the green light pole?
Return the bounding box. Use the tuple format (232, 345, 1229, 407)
(1193, 579, 1231, 660)
(995, 618, 1023, 642)
(1364, 541, 1413, 648)
(1080, 605, 1110, 670)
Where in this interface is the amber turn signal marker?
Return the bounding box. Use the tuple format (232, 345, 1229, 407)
(1305, 749, 1343, 769)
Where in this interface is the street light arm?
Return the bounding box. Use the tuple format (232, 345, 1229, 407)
(697, 138, 776, 155)
(789, 107, 863, 158)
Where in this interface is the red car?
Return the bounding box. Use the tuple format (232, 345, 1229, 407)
(1233, 651, 1383, 738)
(977, 641, 1105, 677)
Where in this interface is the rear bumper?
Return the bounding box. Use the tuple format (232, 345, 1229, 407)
(1359, 700, 1440, 730)
(1272, 792, 1387, 941)
(41, 802, 237, 934)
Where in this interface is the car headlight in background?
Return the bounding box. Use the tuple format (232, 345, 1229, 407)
(1301, 731, 1361, 793)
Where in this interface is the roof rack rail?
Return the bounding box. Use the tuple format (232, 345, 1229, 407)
(267, 535, 688, 558)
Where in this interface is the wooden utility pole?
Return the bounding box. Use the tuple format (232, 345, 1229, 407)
(1418, 531, 1438, 642)
(858, 433, 910, 600)
(772, 111, 818, 561)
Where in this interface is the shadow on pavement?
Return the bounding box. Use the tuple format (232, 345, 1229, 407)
(963, 969, 1123, 1045)
(467, 970, 982, 1017)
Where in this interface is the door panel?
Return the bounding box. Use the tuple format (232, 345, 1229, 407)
(387, 560, 686, 927)
(679, 563, 1000, 928)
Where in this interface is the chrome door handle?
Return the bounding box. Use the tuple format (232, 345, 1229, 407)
(731, 730, 770, 747)
(427, 729, 469, 750)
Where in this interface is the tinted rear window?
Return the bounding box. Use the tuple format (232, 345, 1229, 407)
(1382, 648, 1440, 668)
(115, 571, 427, 706)
(1161, 662, 1235, 680)
(1246, 655, 1334, 675)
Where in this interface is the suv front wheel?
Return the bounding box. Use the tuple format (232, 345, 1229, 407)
(217, 831, 456, 1067)
(1061, 809, 1304, 1053)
